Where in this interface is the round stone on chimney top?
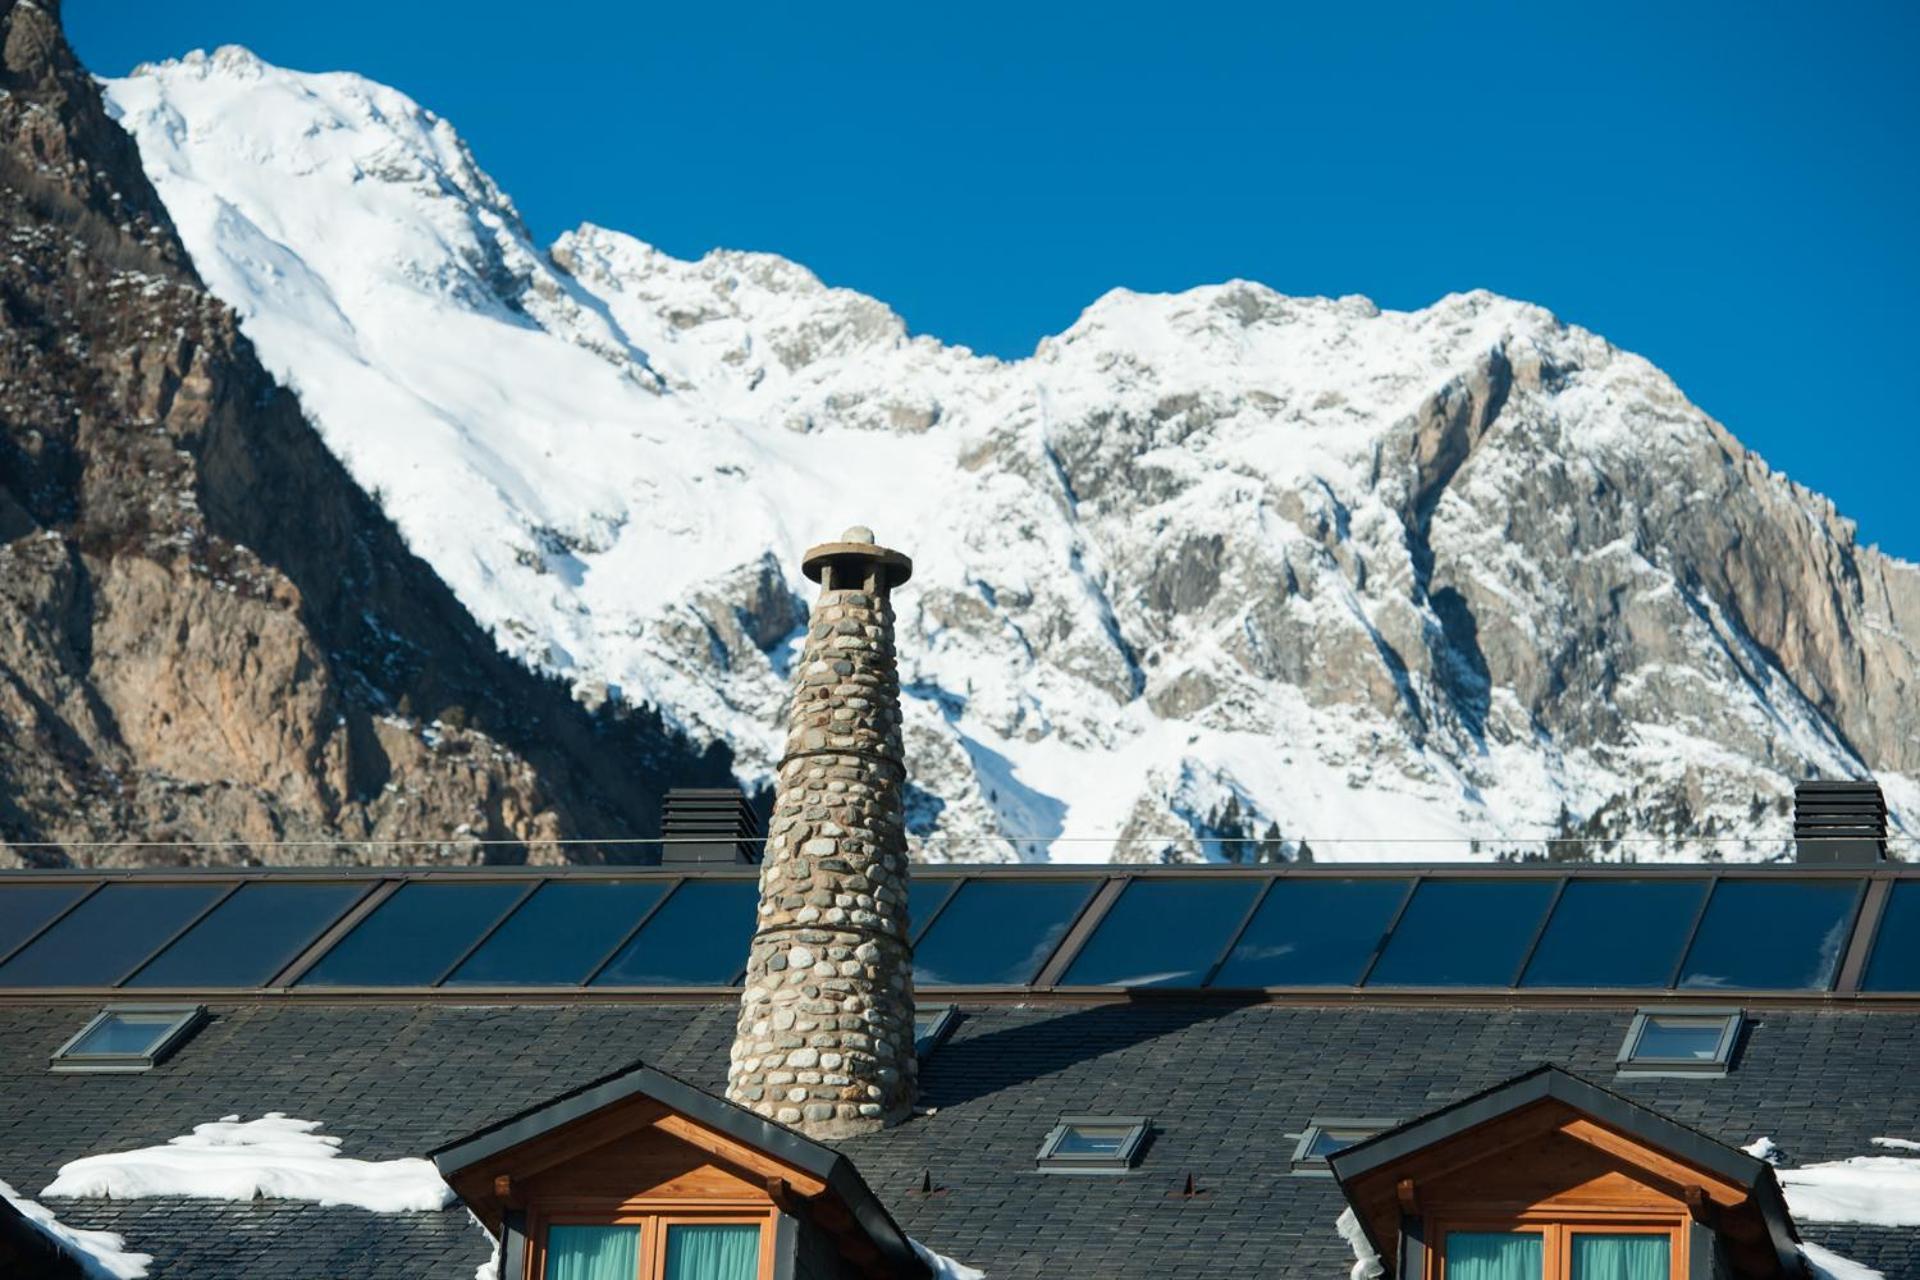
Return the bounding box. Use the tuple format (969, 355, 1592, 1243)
(842, 525, 875, 543)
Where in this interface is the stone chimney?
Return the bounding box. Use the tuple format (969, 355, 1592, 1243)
(727, 527, 916, 1139)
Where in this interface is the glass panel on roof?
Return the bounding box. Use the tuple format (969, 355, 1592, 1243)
(0, 883, 226, 988)
(912, 878, 1096, 986)
(908, 877, 959, 940)
(296, 881, 526, 987)
(1864, 881, 1920, 992)
(126, 882, 366, 988)
(448, 880, 667, 986)
(590, 880, 757, 986)
(0, 883, 90, 961)
(1061, 878, 1261, 987)
(1677, 879, 1860, 991)
(1366, 878, 1558, 988)
(1631, 1014, 1732, 1062)
(1211, 878, 1410, 987)
(1519, 878, 1708, 989)
(68, 1010, 188, 1056)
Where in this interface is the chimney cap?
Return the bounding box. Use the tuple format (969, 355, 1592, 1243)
(801, 528, 912, 588)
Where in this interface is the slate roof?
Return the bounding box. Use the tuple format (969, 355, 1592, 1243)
(1, 999, 1917, 1278)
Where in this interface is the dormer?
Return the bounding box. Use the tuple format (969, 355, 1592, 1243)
(1329, 1066, 1806, 1280)
(432, 1062, 929, 1280)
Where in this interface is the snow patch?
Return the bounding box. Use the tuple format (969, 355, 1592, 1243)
(1773, 1141, 1920, 1226)
(910, 1236, 986, 1279)
(1336, 1207, 1385, 1280)
(1744, 1135, 1783, 1164)
(0, 1177, 152, 1279)
(1801, 1241, 1885, 1280)
(42, 1114, 455, 1214)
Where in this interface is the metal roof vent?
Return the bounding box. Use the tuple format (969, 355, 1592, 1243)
(660, 788, 762, 865)
(1793, 779, 1886, 865)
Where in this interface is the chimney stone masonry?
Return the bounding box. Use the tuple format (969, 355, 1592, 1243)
(727, 527, 917, 1139)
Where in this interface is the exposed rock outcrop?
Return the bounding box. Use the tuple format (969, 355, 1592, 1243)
(0, 0, 726, 867)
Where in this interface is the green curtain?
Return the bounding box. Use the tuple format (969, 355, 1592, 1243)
(1445, 1232, 1543, 1280)
(664, 1224, 761, 1280)
(1571, 1233, 1670, 1280)
(546, 1225, 640, 1280)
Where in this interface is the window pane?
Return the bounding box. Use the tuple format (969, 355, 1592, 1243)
(127, 883, 365, 988)
(0, 884, 89, 959)
(1863, 881, 1920, 992)
(1054, 1124, 1133, 1157)
(546, 1224, 639, 1280)
(1634, 1015, 1729, 1061)
(297, 882, 526, 987)
(1571, 1233, 1670, 1280)
(69, 1011, 185, 1057)
(0, 883, 226, 987)
(664, 1224, 759, 1280)
(448, 881, 667, 985)
(908, 878, 958, 939)
(1211, 878, 1410, 987)
(1677, 880, 1860, 991)
(1366, 879, 1558, 988)
(1306, 1127, 1377, 1159)
(1446, 1231, 1543, 1280)
(1521, 879, 1708, 988)
(591, 880, 757, 986)
(913, 879, 1096, 985)
(1061, 878, 1260, 987)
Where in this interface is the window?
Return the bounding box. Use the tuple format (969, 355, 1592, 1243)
(589, 880, 759, 986)
(1367, 879, 1558, 988)
(1519, 879, 1709, 989)
(50, 1005, 205, 1072)
(913, 879, 1096, 986)
(1291, 1117, 1398, 1175)
(1862, 880, 1920, 992)
(914, 1004, 959, 1059)
(126, 882, 367, 988)
(1034, 1116, 1149, 1174)
(1437, 1223, 1676, 1280)
(297, 881, 528, 987)
(1675, 879, 1861, 991)
(0, 883, 226, 987)
(1060, 877, 1262, 987)
(536, 1214, 766, 1280)
(449, 880, 667, 986)
(1616, 1009, 1741, 1077)
(1210, 878, 1410, 987)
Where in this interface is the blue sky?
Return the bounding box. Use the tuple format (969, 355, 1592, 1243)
(72, 2, 1920, 557)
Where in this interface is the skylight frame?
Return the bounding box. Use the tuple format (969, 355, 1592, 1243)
(1615, 1007, 1743, 1078)
(1290, 1116, 1400, 1176)
(914, 1003, 960, 1059)
(1034, 1115, 1151, 1174)
(50, 1004, 207, 1073)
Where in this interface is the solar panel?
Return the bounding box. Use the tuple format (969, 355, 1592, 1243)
(1863, 881, 1920, 992)
(1209, 878, 1410, 987)
(0, 883, 90, 961)
(590, 880, 758, 986)
(297, 881, 528, 987)
(448, 880, 668, 986)
(1519, 878, 1708, 989)
(1365, 878, 1558, 988)
(913, 879, 1096, 985)
(126, 882, 368, 988)
(0, 883, 227, 988)
(1677, 879, 1861, 991)
(1062, 878, 1261, 987)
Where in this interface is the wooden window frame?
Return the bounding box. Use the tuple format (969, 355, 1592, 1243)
(1429, 1211, 1688, 1280)
(527, 1198, 777, 1280)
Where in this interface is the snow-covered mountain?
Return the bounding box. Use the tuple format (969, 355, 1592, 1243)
(98, 46, 1920, 863)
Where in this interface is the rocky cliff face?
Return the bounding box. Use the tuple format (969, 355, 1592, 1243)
(0, 0, 726, 868)
(30, 26, 1920, 865)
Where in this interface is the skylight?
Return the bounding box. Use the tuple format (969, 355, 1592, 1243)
(915, 1004, 959, 1059)
(1290, 1118, 1398, 1175)
(1615, 1009, 1742, 1076)
(1034, 1116, 1150, 1174)
(51, 1005, 205, 1073)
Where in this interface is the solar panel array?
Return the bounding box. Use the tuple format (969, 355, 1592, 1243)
(0, 868, 1914, 995)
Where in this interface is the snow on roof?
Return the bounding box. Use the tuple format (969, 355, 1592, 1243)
(0, 1177, 152, 1279)
(1751, 1136, 1920, 1227)
(41, 1114, 454, 1214)
(910, 1236, 987, 1280)
(1801, 1241, 1886, 1280)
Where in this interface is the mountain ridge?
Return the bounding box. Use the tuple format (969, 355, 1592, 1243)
(73, 39, 1920, 863)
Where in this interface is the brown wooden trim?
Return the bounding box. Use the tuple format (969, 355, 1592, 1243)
(526, 1201, 777, 1280)
(650, 1113, 828, 1197)
(1427, 1213, 1688, 1280)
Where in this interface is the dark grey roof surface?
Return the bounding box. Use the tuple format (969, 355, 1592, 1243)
(1, 1000, 1916, 1278)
